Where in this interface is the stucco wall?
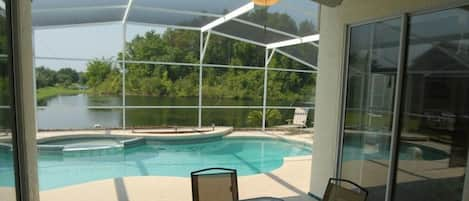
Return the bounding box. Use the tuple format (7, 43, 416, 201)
(310, 0, 469, 198)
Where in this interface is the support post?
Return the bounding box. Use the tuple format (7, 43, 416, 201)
(122, 23, 127, 129)
(262, 49, 276, 131)
(262, 50, 267, 130)
(10, 0, 40, 200)
(198, 32, 203, 128)
(197, 31, 211, 128)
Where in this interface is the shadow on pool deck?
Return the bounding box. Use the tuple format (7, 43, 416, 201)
(114, 178, 130, 201)
(232, 153, 309, 198)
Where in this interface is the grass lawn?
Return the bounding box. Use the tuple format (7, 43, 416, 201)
(36, 86, 83, 103)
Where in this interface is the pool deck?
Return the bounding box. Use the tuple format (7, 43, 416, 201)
(0, 130, 316, 201)
(35, 131, 315, 201)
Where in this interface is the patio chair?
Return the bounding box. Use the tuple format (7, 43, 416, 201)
(277, 107, 309, 129)
(323, 178, 368, 201)
(191, 168, 284, 201)
(191, 168, 239, 201)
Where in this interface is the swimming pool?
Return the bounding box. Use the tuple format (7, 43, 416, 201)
(0, 136, 448, 190)
(0, 137, 312, 190)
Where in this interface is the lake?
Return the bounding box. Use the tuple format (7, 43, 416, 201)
(36, 94, 314, 129)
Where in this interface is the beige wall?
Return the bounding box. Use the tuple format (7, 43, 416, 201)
(310, 0, 468, 197)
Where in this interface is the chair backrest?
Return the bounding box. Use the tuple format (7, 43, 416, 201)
(323, 178, 368, 201)
(191, 168, 239, 201)
(293, 107, 308, 126)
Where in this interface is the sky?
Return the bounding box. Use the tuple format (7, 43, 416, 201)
(33, 0, 319, 72)
(34, 24, 167, 72)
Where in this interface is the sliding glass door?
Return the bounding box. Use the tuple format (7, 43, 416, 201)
(341, 4, 469, 201)
(0, 0, 18, 200)
(394, 6, 469, 201)
(340, 17, 401, 201)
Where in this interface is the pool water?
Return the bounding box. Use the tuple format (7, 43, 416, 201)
(0, 137, 448, 190)
(0, 137, 312, 190)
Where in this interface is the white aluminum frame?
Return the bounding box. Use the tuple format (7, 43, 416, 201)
(31, 1, 320, 50)
(33, 1, 319, 130)
(122, 0, 133, 24)
(266, 34, 320, 49)
(276, 49, 318, 70)
(201, 2, 254, 32)
(122, 23, 127, 129)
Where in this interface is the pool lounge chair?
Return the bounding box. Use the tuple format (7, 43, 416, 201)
(322, 178, 368, 201)
(277, 107, 309, 128)
(191, 168, 284, 201)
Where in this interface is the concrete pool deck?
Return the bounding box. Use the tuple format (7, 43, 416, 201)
(34, 131, 316, 201)
(39, 156, 315, 201)
(0, 130, 316, 201)
(0, 130, 314, 201)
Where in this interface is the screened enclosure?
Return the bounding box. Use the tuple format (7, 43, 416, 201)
(32, 0, 319, 130)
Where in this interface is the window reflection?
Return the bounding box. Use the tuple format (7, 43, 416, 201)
(395, 6, 469, 201)
(341, 18, 401, 201)
(0, 0, 17, 200)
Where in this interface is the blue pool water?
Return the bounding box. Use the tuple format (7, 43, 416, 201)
(0, 137, 311, 190)
(0, 137, 448, 190)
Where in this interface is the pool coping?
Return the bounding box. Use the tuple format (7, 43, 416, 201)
(33, 128, 314, 154)
(34, 127, 233, 151)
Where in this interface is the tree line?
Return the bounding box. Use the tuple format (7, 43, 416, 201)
(82, 30, 315, 103)
(36, 9, 317, 104)
(36, 67, 86, 88)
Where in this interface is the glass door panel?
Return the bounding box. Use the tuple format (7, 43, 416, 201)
(341, 17, 401, 201)
(0, 0, 18, 200)
(394, 6, 469, 201)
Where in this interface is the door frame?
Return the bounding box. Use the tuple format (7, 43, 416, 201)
(337, 2, 469, 201)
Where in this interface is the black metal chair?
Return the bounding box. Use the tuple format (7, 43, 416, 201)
(323, 178, 368, 201)
(191, 168, 239, 201)
(191, 168, 285, 201)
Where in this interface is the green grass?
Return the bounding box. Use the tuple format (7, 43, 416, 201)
(36, 86, 83, 103)
(345, 111, 392, 130)
(344, 110, 422, 132)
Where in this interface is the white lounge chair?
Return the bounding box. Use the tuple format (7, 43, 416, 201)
(277, 107, 309, 128)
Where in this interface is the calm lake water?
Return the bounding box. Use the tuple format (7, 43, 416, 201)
(37, 94, 314, 129)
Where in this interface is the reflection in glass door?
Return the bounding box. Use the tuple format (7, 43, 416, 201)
(340, 18, 401, 201)
(341, 4, 469, 201)
(0, 0, 18, 200)
(394, 6, 469, 201)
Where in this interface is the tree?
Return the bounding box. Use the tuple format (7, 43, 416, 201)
(78, 72, 88, 86)
(56, 68, 79, 86)
(85, 60, 122, 95)
(84, 8, 316, 102)
(36, 66, 57, 88)
(85, 60, 112, 89)
(247, 109, 282, 127)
